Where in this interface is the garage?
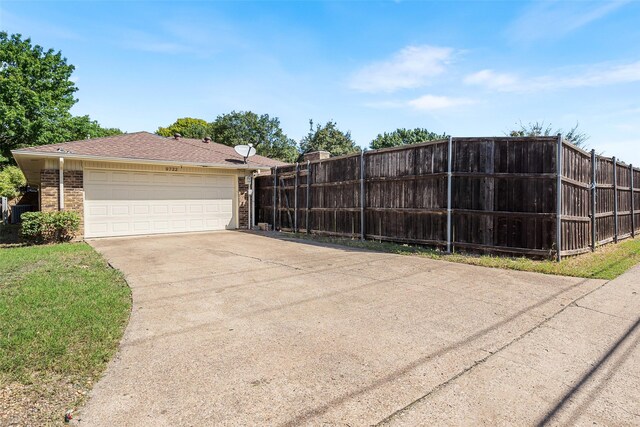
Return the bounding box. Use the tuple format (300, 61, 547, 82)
(11, 131, 285, 239)
(84, 169, 236, 238)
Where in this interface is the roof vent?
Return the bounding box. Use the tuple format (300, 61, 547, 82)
(203, 137, 211, 143)
(173, 133, 182, 140)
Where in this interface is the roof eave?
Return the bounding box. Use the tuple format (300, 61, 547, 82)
(10, 150, 275, 171)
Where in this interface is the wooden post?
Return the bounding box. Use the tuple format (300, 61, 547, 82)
(306, 160, 311, 234)
(446, 136, 453, 253)
(360, 151, 366, 241)
(294, 162, 299, 233)
(613, 157, 618, 243)
(591, 149, 597, 251)
(272, 166, 278, 231)
(556, 134, 563, 261)
(631, 164, 635, 238)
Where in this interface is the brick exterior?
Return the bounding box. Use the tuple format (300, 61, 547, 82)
(238, 176, 250, 229)
(40, 169, 84, 238)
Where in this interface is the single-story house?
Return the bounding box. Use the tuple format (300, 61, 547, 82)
(11, 132, 286, 239)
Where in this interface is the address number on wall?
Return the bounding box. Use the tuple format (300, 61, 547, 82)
(165, 167, 179, 172)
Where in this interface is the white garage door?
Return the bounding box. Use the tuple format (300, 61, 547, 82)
(84, 169, 236, 238)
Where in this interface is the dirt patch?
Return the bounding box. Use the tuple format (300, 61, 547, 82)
(0, 225, 21, 246)
(0, 375, 91, 426)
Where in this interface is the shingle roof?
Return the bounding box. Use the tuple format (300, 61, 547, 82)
(13, 131, 287, 168)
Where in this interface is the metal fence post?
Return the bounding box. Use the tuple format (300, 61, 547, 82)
(556, 134, 563, 261)
(613, 157, 618, 243)
(272, 166, 278, 231)
(294, 162, 299, 233)
(360, 150, 366, 241)
(1, 196, 7, 225)
(591, 149, 597, 251)
(306, 161, 311, 233)
(631, 164, 635, 238)
(446, 136, 453, 253)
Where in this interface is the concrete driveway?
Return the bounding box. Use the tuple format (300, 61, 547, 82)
(78, 231, 640, 426)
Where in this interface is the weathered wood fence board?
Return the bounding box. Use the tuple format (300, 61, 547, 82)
(255, 136, 640, 259)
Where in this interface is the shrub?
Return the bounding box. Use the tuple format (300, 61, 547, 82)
(21, 211, 81, 243)
(0, 166, 26, 199)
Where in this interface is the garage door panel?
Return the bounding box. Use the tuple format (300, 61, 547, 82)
(171, 205, 186, 214)
(220, 201, 233, 213)
(84, 169, 236, 238)
(88, 205, 108, 216)
(112, 172, 130, 183)
(86, 170, 108, 183)
(171, 220, 187, 229)
(133, 205, 150, 215)
(112, 222, 130, 233)
(154, 221, 169, 230)
(112, 205, 130, 216)
(133, 222, 151, 232)
(189, 219, 204, 228)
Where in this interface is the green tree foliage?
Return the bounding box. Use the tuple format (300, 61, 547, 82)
(300, 120, 360, 157)
(0, 32, 120, 164)
(509, 121, 589, 148)
(63, 115, 123, 141)
(210, 111, 298, 163)
(0, 165, 26, 199)
(369, 128, 447, 150)
(156, 117, 210, 139)
(0, 32, 77, 160)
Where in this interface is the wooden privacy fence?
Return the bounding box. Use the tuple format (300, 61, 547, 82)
(255, 136, 640, 259)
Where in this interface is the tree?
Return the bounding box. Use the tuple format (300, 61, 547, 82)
(210, 111, 298, 163)
(508, 121, 589, 148)
(370, 127, 447, 150)
(0, 32, 78, 161)
(63, 115, 122, 141)
(0, 165, 26, 199)
(156, 117, 210, 139)
(299, 120, 360, 157)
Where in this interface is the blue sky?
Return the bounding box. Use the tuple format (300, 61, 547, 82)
(2, 0, 640, 164)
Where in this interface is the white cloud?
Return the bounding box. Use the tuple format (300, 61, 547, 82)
(464, 61, 640, 93)
(463, 70, 519, 91)
(407, 94, 476, 111)
(507, 0, 629, 43)
(349, 45, 455, 93)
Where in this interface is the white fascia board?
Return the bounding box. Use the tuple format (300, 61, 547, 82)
(10, 150, 269, 171)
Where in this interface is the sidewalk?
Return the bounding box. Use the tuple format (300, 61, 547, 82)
(384, 264, 640, 426)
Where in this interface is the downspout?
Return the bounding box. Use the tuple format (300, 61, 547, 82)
(59, 157, 65, 211)
(251, 172, 257, 228)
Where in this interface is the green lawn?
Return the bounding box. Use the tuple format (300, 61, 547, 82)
(286, 234, 640, 280)
(0, 243, 131, 425)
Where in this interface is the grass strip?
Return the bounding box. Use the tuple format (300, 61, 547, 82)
(284, 233, 640, 280)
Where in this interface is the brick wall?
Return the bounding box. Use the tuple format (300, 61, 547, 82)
(238, 176, 250, 229)
(40, 169, 84, 237)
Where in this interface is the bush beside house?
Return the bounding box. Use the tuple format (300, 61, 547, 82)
(20, 211, 80, 243)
